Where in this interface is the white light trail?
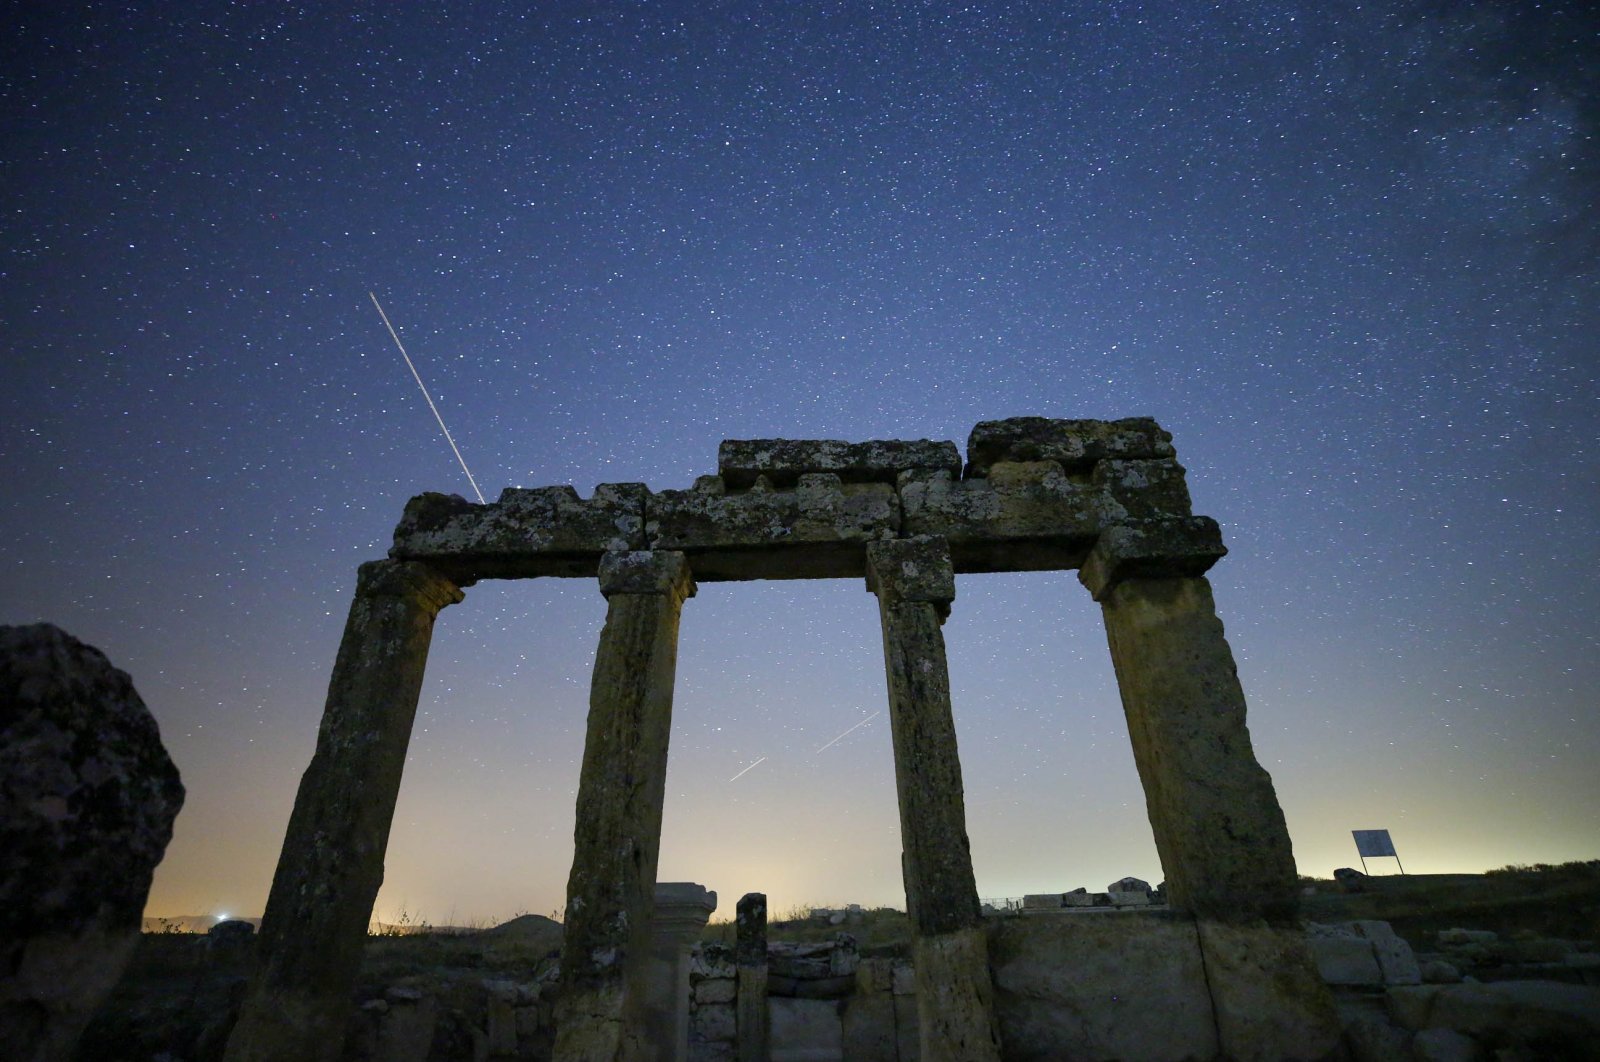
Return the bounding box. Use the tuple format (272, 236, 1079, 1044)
(368, 291, 486, 504)
(728, 756, 767, 783)
(814, 711, 880, 754)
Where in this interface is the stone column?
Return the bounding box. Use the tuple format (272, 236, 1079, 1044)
(735, 892, 769, 1062)
(554, 551, 695, 1062)
(865, 537, 1002, 1062)
(1078, 521, 1297, 923)
(1081, 522, 1341, 1061)
(224, 560, 462, 1062)
(635, 883, 717, 1062)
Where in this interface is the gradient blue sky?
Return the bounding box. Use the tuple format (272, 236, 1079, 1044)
(4, 1, 1596, 924)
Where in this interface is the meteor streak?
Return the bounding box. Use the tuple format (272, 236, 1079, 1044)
(368, 291, 486, 504)
(728, 756, 767, 782)
(814, 711, 880, 754)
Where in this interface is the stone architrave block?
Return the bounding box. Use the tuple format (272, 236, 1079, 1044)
(646, 474, 898, 580)
(1091, 459, 1194, 519)
(1061, 892, 1097, 908)
(1022, 894, 1065, 910)
(965, 417, 1175, 477)
(1078, 516, 1228, 601)
(390, 484, 647, 581)
(718, 437, 961, 489)
(899, 463, 1127, 572)
(1350, 920, 1422, 985)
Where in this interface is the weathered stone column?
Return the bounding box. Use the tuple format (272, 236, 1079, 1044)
(224, 560, 462, 1062)
(865, 536, 1002, 1062)
(554, 551, 695, 1062)
(1078, 520, 1297, 923)
(635, 883, 717, 1062)
(1081, 521, 1342, 1060)
(735, 892, 769, 1062)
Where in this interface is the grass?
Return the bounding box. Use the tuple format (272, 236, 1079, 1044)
(1300, 859, 1600, 947)
(703, 904, 913, 952)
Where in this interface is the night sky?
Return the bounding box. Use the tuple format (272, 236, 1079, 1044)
(4, 2, 1596, 926)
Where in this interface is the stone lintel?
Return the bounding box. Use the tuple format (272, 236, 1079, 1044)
(899, 463, 1126, 574)
(1078, 517, 1227, 601)
(965, 417, 1175, 478)
(865, 536, 955, 616)
(389, 484, 647, 583)
(718, 438, 961, 489)
(597, 550, 695, 601)
(1091, 458, 1194, 519)
(646, 477, 897, 581)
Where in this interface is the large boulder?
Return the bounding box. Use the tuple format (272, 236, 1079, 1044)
(0, 623, 184, 1062)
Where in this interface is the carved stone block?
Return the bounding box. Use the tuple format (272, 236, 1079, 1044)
(390, 484, 646, 582)
(718, 438, 960, 489)
(900, 462, 1126, 572)
(646, 475, 897, 580)
(965, 417, 1175, 477)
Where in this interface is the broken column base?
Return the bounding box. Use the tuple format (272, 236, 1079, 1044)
(551, 982, 626, 1062)
(1196, 920, 1343, 1062)
(222, 990, 347, 1062)
(912, 925, 1003, 1062)
(990, 912, 1341, 1062)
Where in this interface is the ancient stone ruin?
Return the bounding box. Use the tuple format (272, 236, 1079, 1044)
(224, 416, 1342, 1062)
(0, 623, 185, 1062)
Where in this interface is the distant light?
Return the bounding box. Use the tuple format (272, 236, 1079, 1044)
(217, 913, 229, 921)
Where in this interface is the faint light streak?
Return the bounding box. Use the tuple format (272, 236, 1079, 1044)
(814, 711, 880, 754)
(368, 291, 486, 503)
(728, 756, 767, 783)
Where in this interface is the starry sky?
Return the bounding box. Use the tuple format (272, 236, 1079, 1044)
(4, 2, 1596, 926)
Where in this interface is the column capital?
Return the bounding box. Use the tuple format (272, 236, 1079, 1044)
(597, 550, 696, 601)
(354, 559, 463, 614)
(866, 536, 955, 617)
(1078, 517, 1227, 601)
